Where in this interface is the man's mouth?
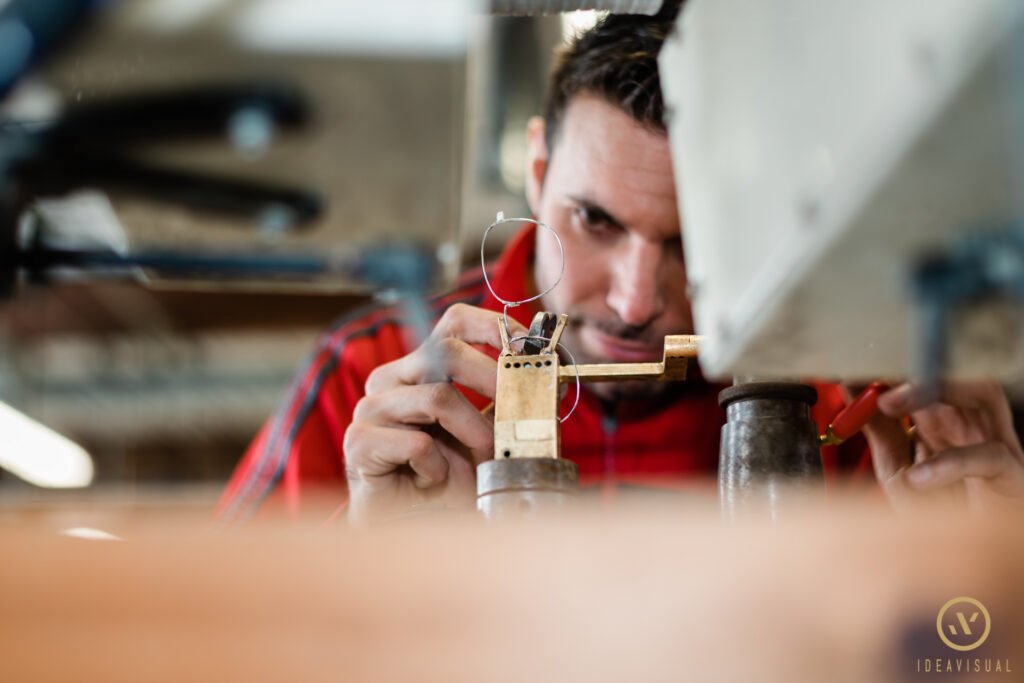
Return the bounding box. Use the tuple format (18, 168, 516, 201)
(581, 326, 662, 362)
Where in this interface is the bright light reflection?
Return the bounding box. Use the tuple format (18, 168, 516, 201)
(61, 527, 123, 541)
(0, 401, 94, 488)
(561, 10, 605, 42)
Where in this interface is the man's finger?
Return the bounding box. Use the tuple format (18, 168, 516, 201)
(905, 442, 1024, 495)
(860, 412, 916, 484)
(367, 337, 501, 398)
(344, 424, 450, 489)
(879, 381, 1004, 417)
(352, 383, 494, 457)
(365, 304, 529, 395)
(878, 381, 1020, 452)
(429, 303, 529, 349)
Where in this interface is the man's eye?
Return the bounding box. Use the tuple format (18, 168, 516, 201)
(573, 207, 619, 236)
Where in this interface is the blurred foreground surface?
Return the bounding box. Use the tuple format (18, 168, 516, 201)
(0, 494, 1021, 683)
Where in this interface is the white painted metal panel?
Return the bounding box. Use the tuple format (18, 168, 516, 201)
(661, 0, 1024, 380)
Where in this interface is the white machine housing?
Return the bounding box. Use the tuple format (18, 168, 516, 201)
(661, 0, 1024, 381)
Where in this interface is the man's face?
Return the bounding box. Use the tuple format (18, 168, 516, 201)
(526, 94, 693, 401)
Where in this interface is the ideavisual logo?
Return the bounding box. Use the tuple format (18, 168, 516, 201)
(915, 597, 1013, 675)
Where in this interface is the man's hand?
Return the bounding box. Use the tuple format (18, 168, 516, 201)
(343, 304, 528, 524)
(861, 381, 1024, 515)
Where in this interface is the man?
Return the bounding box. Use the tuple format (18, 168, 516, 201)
(218, 3, 1024, 524)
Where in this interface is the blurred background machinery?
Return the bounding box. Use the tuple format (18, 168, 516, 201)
(0, 0, 592, 515)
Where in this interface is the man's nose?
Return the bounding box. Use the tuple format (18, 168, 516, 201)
(606, 239, 665, 328)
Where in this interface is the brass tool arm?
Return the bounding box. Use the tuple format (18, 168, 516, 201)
(557, 335, 701, 383)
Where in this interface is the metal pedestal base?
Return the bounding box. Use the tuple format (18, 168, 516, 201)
(477, 458, 579, 519)
(718, 382, 824, 521)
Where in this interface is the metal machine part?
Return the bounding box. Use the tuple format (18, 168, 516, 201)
(523, 311, 557, 355)
(476, 458, 579, 518)
(559, 334, 696, 382)
(718, 382, 824, 521)
(480, 311, 575, 518)
(492, 312, 568, 461)
(478, 312, 701, 518)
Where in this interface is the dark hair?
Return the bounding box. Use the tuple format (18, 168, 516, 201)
(544, 1, 684, 154)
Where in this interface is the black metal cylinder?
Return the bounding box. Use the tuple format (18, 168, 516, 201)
(476, 458, 579, 519)
(718, 382, 823, 521)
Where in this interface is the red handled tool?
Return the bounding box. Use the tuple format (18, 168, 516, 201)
(819, 381, 890, 446)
